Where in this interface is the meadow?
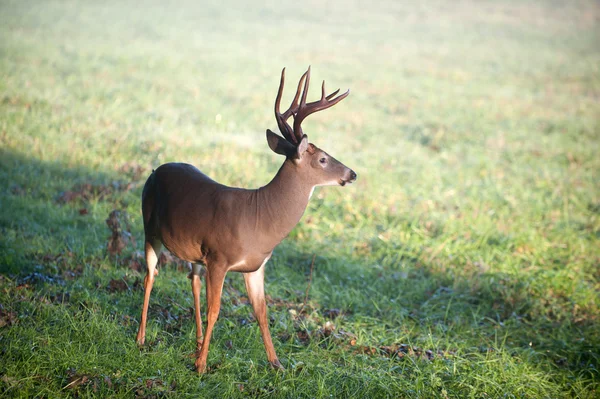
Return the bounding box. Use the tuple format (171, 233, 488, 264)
(0, 0, 599, 397)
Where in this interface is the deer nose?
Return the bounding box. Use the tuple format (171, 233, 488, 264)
(350, 170, 357, 181)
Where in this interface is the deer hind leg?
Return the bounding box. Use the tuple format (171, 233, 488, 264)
(136, 240, 161, 345)
(195, 265, 226, 374)
(188, 263, 204, 351)
(243, 260, 283, 370)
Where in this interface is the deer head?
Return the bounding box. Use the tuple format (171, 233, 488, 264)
(266, 67, 357, 187)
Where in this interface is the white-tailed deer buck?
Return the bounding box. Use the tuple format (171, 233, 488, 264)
(136, 67, 356, 373)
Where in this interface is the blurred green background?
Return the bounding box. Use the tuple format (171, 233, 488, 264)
(1, 1, 598, 397)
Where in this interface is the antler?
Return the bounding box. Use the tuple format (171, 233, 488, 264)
(293, 67, 349, 140)
(274, 68, 306, 145)
(274, 66, 349, 145)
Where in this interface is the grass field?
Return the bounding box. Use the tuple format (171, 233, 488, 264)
(1, 0, 599, 397)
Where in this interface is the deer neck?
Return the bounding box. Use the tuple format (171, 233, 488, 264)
(255, 159, 313, 247)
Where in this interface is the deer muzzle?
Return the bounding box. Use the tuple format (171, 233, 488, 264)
(340, 170, 357, 186)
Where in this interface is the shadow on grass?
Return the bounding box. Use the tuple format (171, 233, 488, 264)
(0, 147, 146, 274)
(295, 229, 600, 388)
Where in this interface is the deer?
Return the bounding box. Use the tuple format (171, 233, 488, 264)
(135, 66, 357, 374)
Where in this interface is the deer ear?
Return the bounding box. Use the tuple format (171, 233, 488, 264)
(295, 135, 309, 159)
(266, 129, 295, 157)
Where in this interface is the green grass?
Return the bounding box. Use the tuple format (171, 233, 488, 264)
(1, 0, 599, 397)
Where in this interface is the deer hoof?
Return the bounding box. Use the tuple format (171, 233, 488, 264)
(136, 334, 145, 346)
(195, 360, 207, 374)
(269, 359, 284, 371)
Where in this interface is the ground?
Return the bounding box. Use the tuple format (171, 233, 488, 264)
(0, 0, 599, 397)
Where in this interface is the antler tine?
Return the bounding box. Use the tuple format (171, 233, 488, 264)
(326, 88, 340, 100)
(320, 82, 341, 102)
(290, 70, 308, 115)
(274, 68, 286, 120)
(299, 66, 311, 107)
(274, 68, 296, 144)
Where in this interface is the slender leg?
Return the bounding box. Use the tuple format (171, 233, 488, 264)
(136, 240, 161, 345)
(243, 260, 283, 370)
(188, 263, 204, 351)
(195, 266, 226, 374)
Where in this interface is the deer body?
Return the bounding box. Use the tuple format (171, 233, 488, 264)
(136, 67, 356, 373)
(143, 160, 316, 273)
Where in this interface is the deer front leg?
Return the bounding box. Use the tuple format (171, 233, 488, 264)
(195, 266, 226, 374)
(188, 263, 204, 351)
(243, 261, 283, 370)
(136, 240, 161, 345)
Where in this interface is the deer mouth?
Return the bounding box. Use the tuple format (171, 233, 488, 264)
(340, 170, 357, 186)
(339, 178, 356, 186)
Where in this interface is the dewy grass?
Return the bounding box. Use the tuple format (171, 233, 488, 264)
(1, 0, 599, 398)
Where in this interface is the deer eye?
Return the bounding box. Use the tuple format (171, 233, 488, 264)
(319, 157, 327, 164)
